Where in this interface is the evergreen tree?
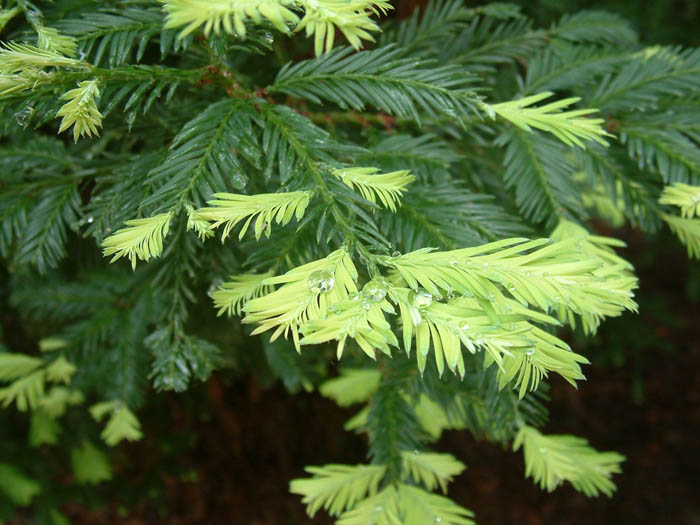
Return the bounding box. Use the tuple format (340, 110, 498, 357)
(0, 0, 698, 522)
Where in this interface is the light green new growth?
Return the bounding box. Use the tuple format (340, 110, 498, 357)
(485, 92, 611, 147)
(514, 426, 624, 497)
(244, 247, 359, 350)
(550, 220, 637, 333)
(300, 286, 398, 360)
(35, 25, 78, 57)
(659, 183, 700, 258)
(0, 7, 21, 31)
(400, 451, 466, 493)
(0, 353, 80, 412)
(295, 0, 393, 55)
(383, 238, 637, 332)
(160, 0, 300, 38)
(662, 214, 700, 258)
(0, 42, 81, 74)
(29, 410, 61, 446)
(90, 401, 144, 446)
(397, 484, 474, 525)
(192, 191, 312, 241)
(102, 211, 174, 269)
(44, 356, 76, 384)
(390, 288, 588, 394)
(38, 386, 83, 417)
(332, 167, 414, 211)
(0, 463, 41, 507)
(319, 368, 381, 406)
(290, 464, 386, 517)
(0, 73, 31, 96)
(336, 485, 402, 525)
(186, 205, 216, 240)
(71, 441, 113, 485)
(212, 271, 275, 316)
(56, 80, 104, 142)
(160, 0, 392, 54)
(292, 463, 474, 524)
(660, 183, 700, 218)
(0, 354, 44, 381)
(0, 370, 45, 411)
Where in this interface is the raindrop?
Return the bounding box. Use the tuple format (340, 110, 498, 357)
(349, 292, 361, 301)
(391, 250, 401, 257)
(482, 262, 489, 267)
(487, 293, 495, 301)
(449, 258, 459, 267)
(460, 323, 470, 331)
(409, 288, 433, 308)
(307, 270, 335, 293)
(361, 299, 372, 311)
(14, 106, 34, 127)
(507, 283, 516, 291)
(207, 278, 223, 298)
(435, 518, 442, 523)
(86, 216, 94, 224)
(362, 279, 387, 303)
(526, 348, 535, 356)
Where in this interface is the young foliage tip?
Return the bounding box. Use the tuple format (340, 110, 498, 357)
(660, 183, 700, 219)
(160, 0, 392, 54)
(0, 42, 81, 74)
(514, 426, 624, 497)
(56, 80, 104, 142)
(102, 212, 174, 269)
(193, 191, 312, 241)
(332, 167, 414, 212)
(212, 271, 275, 316)
(90, 401, 144, 446)
(486, 92, 611, 148)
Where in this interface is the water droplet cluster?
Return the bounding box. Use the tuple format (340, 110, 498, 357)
(409, 288, 433, 308)
(362, 279, 387, 303)
(307, 270, 334, 293)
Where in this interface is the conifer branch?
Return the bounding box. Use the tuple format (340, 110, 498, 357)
(485, 92, 611, 147)
(212, 271, 275, 316)
(331, 167, 414, 212)
(659, 183, 700, 218)
(514, 426, 624, 497)
(192, 191, 313, 241)
(56, 79, 103, 141)
(102, 212, 174, 269)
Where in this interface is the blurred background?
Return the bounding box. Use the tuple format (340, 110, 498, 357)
(4, 1, 700, 524)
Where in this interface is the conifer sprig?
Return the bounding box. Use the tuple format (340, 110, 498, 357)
(381, 238, 637, 327)
(160, 0, 392, 54)
(102, 212, 174, 269)
(660, 183, 700, 218)
(56, 80, 104, 142)
(243, 247, 359, 350)
(331, 167, 414, 211)
(514, 426, 624, 497)
(0, 42, 82, 74)
(192, 191, 313, 241)
(485, 92, 611, 147)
